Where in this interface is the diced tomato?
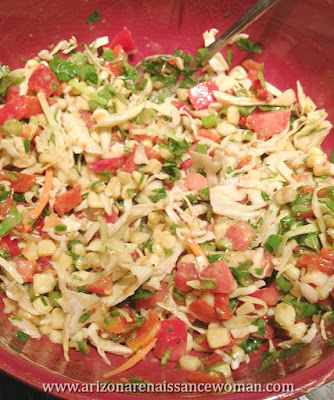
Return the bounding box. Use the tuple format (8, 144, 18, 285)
(188, 82, 219, 111)
(246, 110, 291, 140)
(53, 185, 82, 217)
(79, 110, 95, 129)
(87, 157, 126, 172)
(0, 235, 21, 256)
(105, 45, 127, 77)
(196, 337, 211, 351)
(131, 251, 139, 261)
(295, 206, 314, 221)
(251, 282, 280, 306)
(109, 27, 136, 55)
(172, 102, 193, 117)
(247, 69, 269, 100)
(6, 86, 20, 101)
(14, 256, 37, 282)
(144, 146, 162, 161)
(102, 306, 136, 334)
(0, 95, 43, 126)
(0, 198, 13, 219)
(128, 123, 148, 142)
(225, 222, 256, 251)
(154, 318, 188, 361)
(198, 128, 220, 143)
(180, 158, 192, 170)
(0, 170, 35, 193)
(28, 65, 58, 98)
(242, 59, 263, 72)
(102, 208, 119, 224)
(34, 216, 48, 238)
(191, 298, 224, 325)
(126, 310, 161, 352)
(296, 248, 334, 275)
(261, 253, 274, 278)
(134, 282, 168, 311)
(200, 261, 236, 294)
(203, 353, 224, 368)
(187, 371, 225, 384)
(175, 262, 198, 292)
(36, 256, 53, 273)
(185, 173, 208, 191)
(85, 276, 114, 295)
(215, 294, 233, 320)
(123, 152, 137, 173)
(252, 320, 274, 340)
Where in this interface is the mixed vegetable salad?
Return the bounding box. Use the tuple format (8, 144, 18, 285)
(0, 26, 334, 382)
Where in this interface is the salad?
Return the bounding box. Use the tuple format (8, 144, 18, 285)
(0, 26, 334, 382)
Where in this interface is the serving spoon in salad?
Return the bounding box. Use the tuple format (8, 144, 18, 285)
(136, 0, 281, 78)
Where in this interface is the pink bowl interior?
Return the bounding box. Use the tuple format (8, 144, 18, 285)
(0, 0, 334, 398)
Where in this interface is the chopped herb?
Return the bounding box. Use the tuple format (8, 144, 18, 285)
(261, 191, 270, 201)
(50, 55, 76, 82)
(240, 336, 264, 354)
(200, 279, 216, 290)
(276, 275, 293, 293)
(195, 145, 208, 154)
(68, 240, 81, 250)
(238, 106, 257, 116)
(257, 71, 266, 88)
(77, 340, 90, 355)
(296, 232, 320, 253)
(15, 331, 30, 343)
(232, 262, 254, 286)
(0, 65, 24, 102)
(226, 166, 234, 174)
(149, 186, 167, 202)
(162, 159, 181, 184)
(127, 188, 136, 198)
(164, 249, 173, 258)
(128, 288, 156, 302)
(236, 38, 262, 54)
(252, 319, 266, 337)
(143, 237, 154, 253)
(79, 311, 93, 324)
(264, 235, 281, 255)
(173, 289, 185, 303)
(186, 194, 199, 205)
(258, 106, 286, 112)
(160, 139, 191, 157)
(226, 50, 232, 66)
(282, 294, 321, 318)
(207, 253, 225, 263)
(229, 298, 239, 312)
(102, 49, 114, 61)
(0, 204, 23, 238)
(74, 64, 98, 86)
(199, 187, 209, 197)
(86, 9, 101, 24)
(40, 296, 48, 306)
(256, 343, 305, 374)
(195, 48, 211, 67)
(291, 192, 312, 217)
(255, 268, 263, 276)
(49, 291, 61, 307)
(330, 150, 334, 164)
(54, 225, 67, 232)
(160, 347, 172, 366)
(201, 114, 217, 129)
(0, 190, 11, 203)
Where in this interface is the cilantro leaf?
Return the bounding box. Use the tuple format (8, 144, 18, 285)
(129, 288, 156, 301)
(162, 159, 181, 184)
(86, 9, 101, 25)
(236, 38, 262, 54)
(160, 139, 191, 157)
(0, 65, 24, 102)
(74, 64, 98, 86)
(50, 55, 76, 82)
(195, 48, 211, 67)
(149, 186, 167, 202)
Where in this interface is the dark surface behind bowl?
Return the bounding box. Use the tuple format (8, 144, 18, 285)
(0, 0, 334, 399)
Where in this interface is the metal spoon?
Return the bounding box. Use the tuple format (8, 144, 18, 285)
(136, 0, 281, 77)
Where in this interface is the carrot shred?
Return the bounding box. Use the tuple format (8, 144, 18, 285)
(103, 338, 157, 378)
(184, 235, 209, 265)
(23, 168, 53, 233)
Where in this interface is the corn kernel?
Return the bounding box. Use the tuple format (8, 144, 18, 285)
(33, 296, 53, 315)
(275, 187, 297, 205)
(274, 302, 296, 327)
(51, 308, 66, 330)
(287, 322, 307, 339)
(227, 106, 240, 126)
(49, 330, 64, 344)
(37, 240, 56, 257)
(207, 327, 231, 349)
(105, 177, 122, 198)
(179, 355, 202, 371)
(22, 242, 39, 262)
(129, 231, 150, 244)
(71, 243, 86, 257)
(88, 191, 104, 208)
(33, 273, 56, 295)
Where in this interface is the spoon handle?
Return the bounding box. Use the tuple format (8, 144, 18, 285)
(205, 0, 281, 58)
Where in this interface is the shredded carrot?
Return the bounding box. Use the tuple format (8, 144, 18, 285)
(23, 168, 53, 233)
(103, 338, 157, 378)
(184, 235, 209, 265)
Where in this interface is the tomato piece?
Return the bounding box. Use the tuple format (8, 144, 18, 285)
(180, 158, 192, 170)
(242, 59, 263, 72)
(105, 45, 127, 77)
(187, 371, 225, 384)
(203, 353, 224, 367)
(0, 170, 35, 193)
(85, 276, 114, 295)
(215, 294, 233, 320)
(6, 86, 20, 101)
(109, 27, 136, 55)
(154, 318, 187, 361)
(79, 110, 95, 129)
(53, 185, 82, 217)
(188, 82, 218, 111)
(0, 198, 14, 219)
(200, 261, 236, 294)
(28, 65, 58, 98)
(126, 310, 161, 352)
(251, 282, 280, 306)
(102, 306, 135, 334)
(0, 95, 42, 125)
(296, 248, 334, 275)
(185, 173, 208, 191)
(198, 128, 220, 143)
(172, 102, 193, 117)
(102, 208, 119, 224)
(134, 282, 168, 311)
(123, 152, 137, 173)
(246, 110, 291, 140)
(189, 299, 221, 323)
(36, 256, 53, 273)
(144, 146, 162, 161)
(261, 252, 274, 278)
(252, 322, 274, 340)
(225, 222, 256, 251)
(87, 157, 126, 172)
(0, 235, 21, 256)
(175, 262, 198, 292)
(128, 123, 148, 142)
(14, 256, 37, 283)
